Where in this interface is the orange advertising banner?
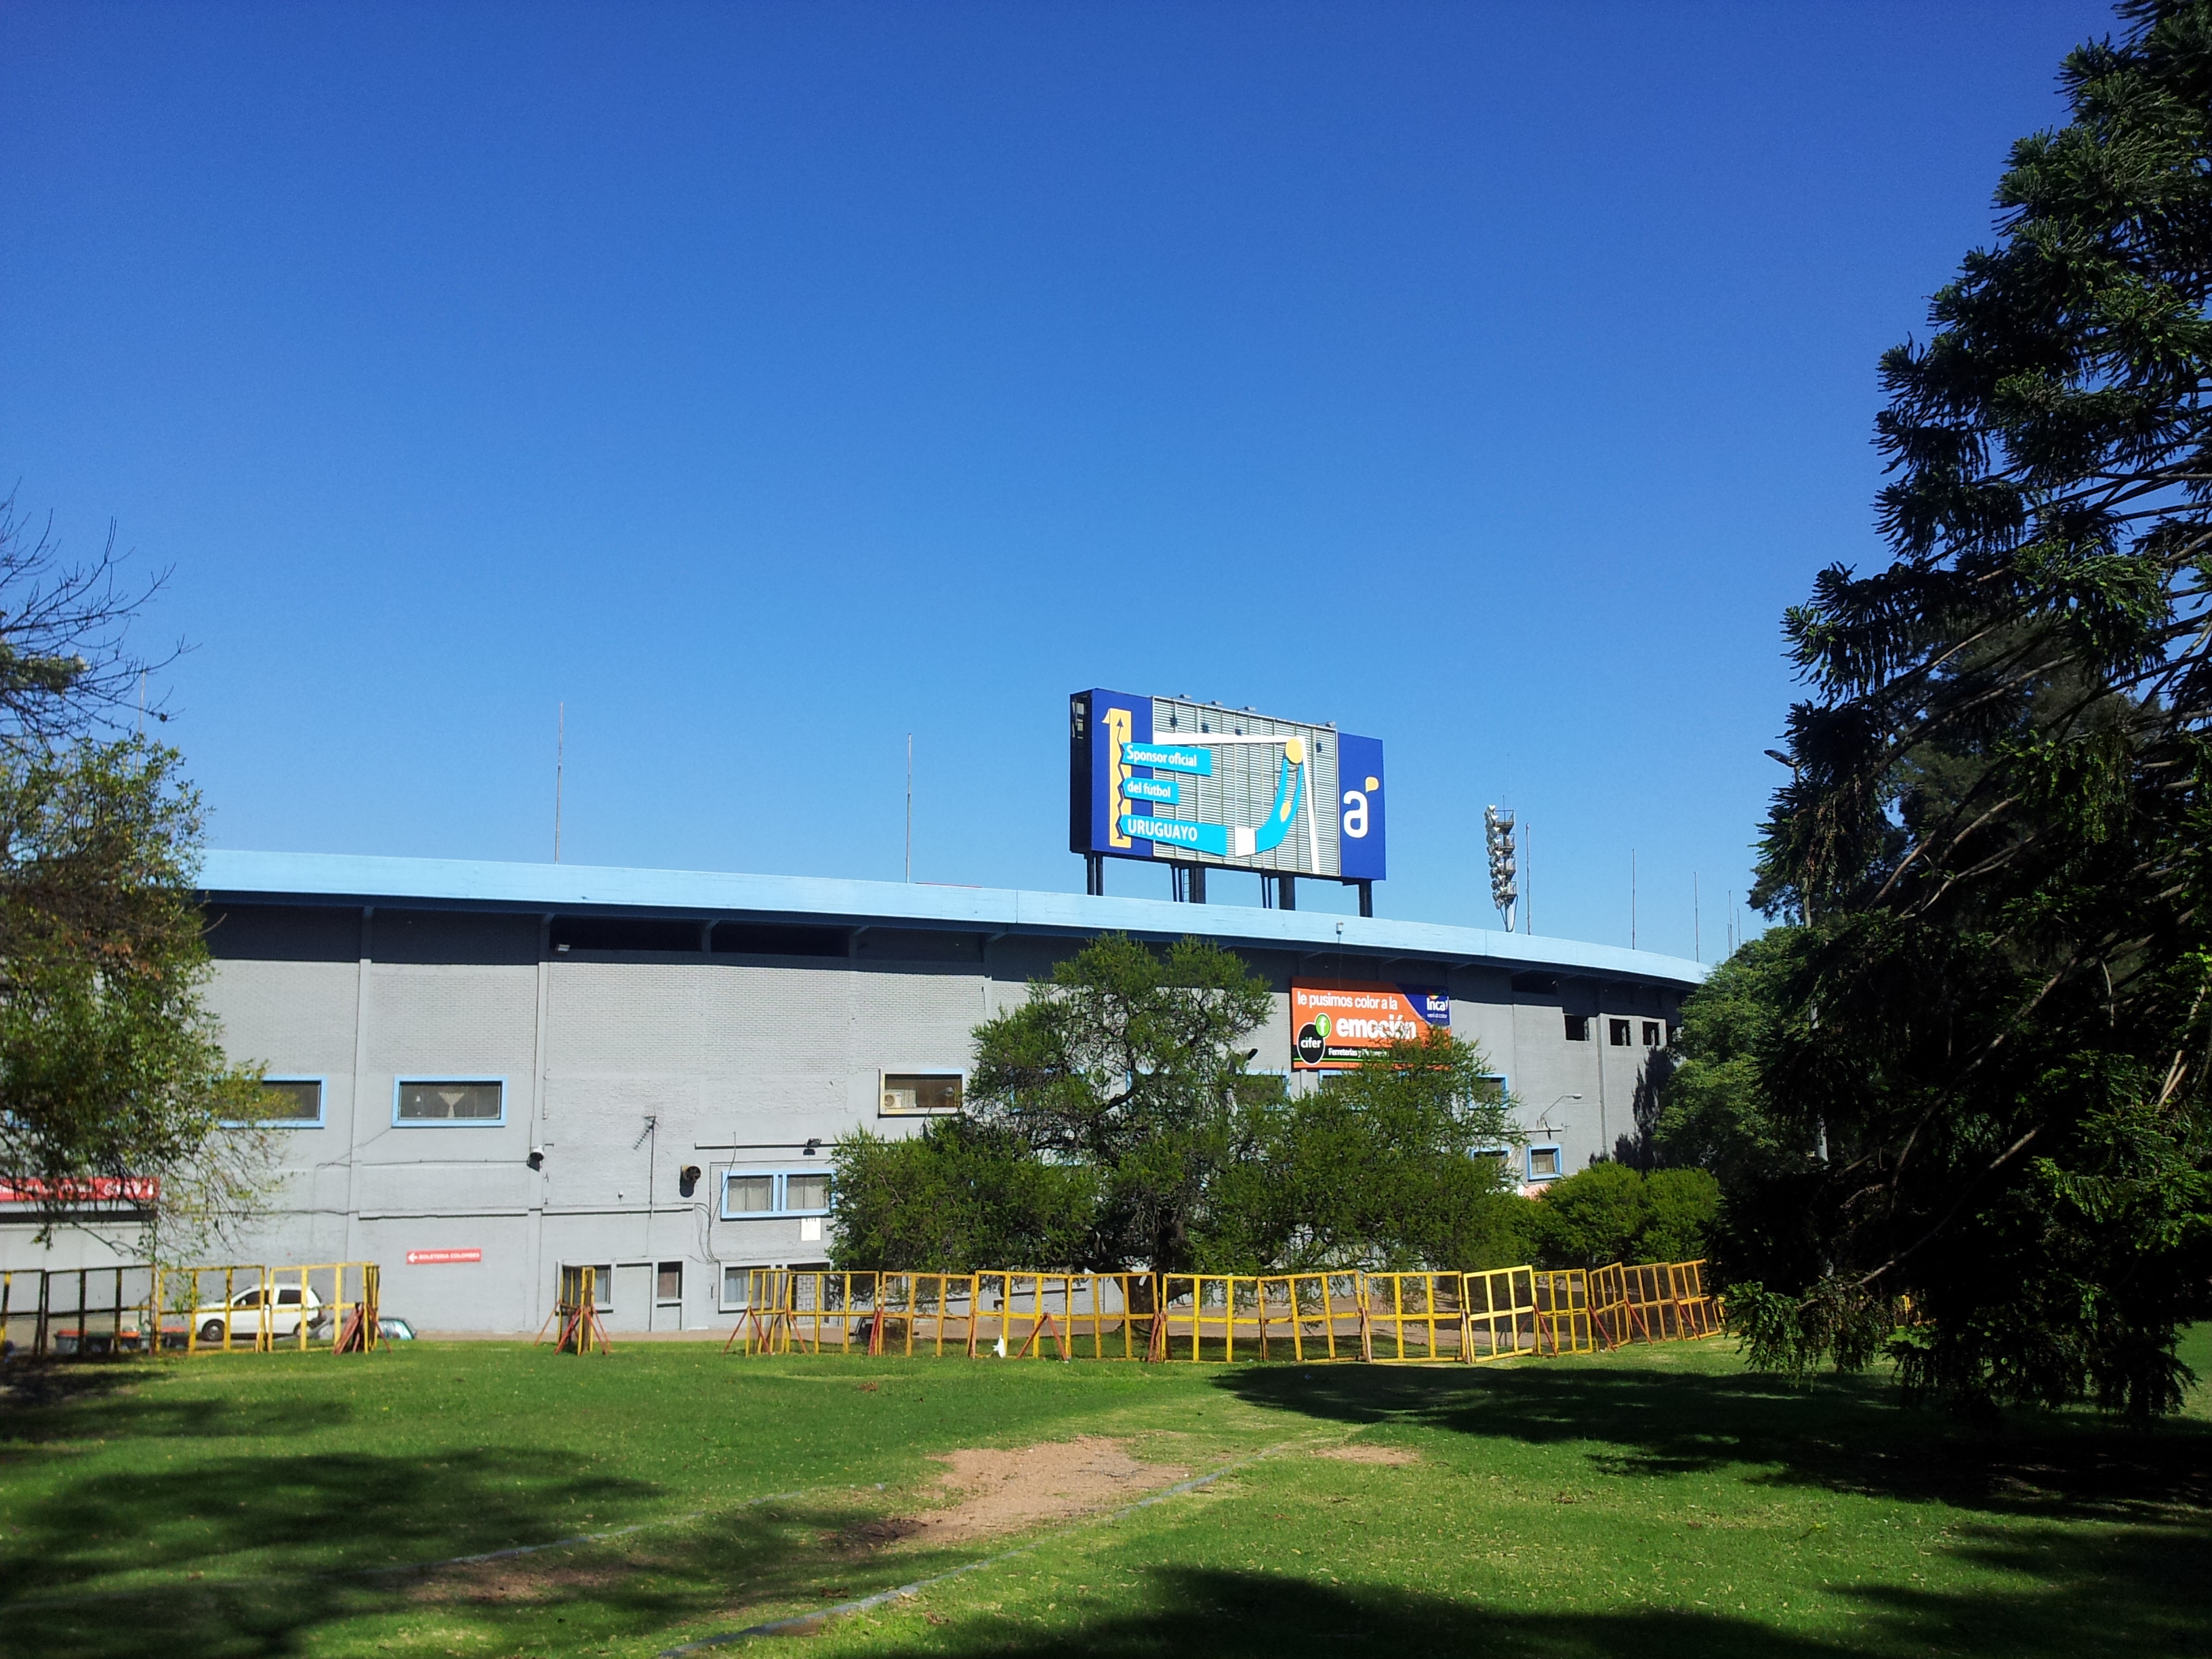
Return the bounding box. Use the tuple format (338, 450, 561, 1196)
(1290, 979, 1451, 1069)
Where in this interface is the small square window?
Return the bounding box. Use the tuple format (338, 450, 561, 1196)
(230, 1078, 323, 1127)
(724, 1174, 774, 1215)
(881, 1073, 962, 1115)
(396, 1080, 504, 1124)
(785, 1172, 830, 1213)
(1564, 1015, 1591, 1042)
(1608, 1019, 1632, 1047)
(1642, 1021, 1662, 1048)
(1528, 1145, 1563, 1181)
(656, 1261, 682, 1303)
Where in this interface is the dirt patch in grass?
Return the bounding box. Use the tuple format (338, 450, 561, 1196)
(891, 1435, 1192, 1544)
(404, 1555, 631, 1605)
(1313, 1443, 1420, 1466)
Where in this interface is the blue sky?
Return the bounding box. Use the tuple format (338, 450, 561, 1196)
(0, 1, 2104, 959)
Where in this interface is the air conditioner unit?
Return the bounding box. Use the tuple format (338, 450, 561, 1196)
(882, 1088, 918, 1115)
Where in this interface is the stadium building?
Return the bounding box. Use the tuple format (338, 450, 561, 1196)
(0, 847, 1699, 1334)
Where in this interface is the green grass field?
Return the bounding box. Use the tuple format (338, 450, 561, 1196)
(1, 1328, 2206, 1659)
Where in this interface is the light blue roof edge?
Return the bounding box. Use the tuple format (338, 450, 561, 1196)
(199, 849, 1707, 989)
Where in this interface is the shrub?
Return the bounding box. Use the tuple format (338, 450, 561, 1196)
(1640, 1168, 1722, 1263)
(1530, 1162, 1650, 1267)
(1528, 1163, 1720, 1268)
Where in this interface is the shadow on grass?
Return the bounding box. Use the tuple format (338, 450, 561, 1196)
(0, 1361, 990, 1659)
(880, 1532, 2209, 1659)
(0, 1359, 152, 1415)
(1212, 1355, 2212, 1521)
(0, 1444, 654, 1601)
(1, 1478, 997, 1659)
(0, 1361, 354, 1450)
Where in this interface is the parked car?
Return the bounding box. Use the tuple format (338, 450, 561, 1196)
(377, 1317, 416, 1341)
(190, 1284, 325, 1345)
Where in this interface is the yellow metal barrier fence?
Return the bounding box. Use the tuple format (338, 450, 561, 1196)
(0, 1265, 158, 1356)
(731, 1261, 1700, 1364)
(728, 1271, 1153, 1359)
(151, 1263, 382, 1355)
(1147, 1273, 1365, 1362)
(1588, 1259, 1718, 1347)
(536, 1265, 613, 1353)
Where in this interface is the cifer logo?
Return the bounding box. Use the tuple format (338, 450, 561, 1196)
(1295, 1023, 1327, 1065)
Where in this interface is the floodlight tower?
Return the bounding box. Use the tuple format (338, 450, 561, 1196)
(1484, 805, 1518, 932)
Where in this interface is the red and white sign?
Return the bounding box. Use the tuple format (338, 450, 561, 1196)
(0, 1176, 159, 1205)
(405, 1248, 482, 1265)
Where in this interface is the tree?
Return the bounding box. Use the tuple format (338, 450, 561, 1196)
(0, 492, 175, 748)
(0, 498, 263, 1251)
(1654, 932, 1828, 1285)
(1639, 1168, 1725, 1263)
(1200, 1028, 1528, 1272)
(828, 1117, 1099, 1271)
(1522, 1164, 1720, 1269)
(1654, 933, 1811, 1191)
(968, 933, 1273, 1271)
(1746, 1, 2212, 1417)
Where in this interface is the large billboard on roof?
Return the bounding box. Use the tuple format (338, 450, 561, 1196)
(1068, 690, 1385, 882)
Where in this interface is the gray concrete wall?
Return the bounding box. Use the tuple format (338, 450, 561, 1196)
(0, 903, 1681, 1332)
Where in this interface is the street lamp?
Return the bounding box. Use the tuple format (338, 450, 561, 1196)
(1535, 1092, 1582, 1134)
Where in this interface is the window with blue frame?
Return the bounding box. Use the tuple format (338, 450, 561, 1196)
(1527, 1145, 1563, 1181)
(720, 1170, 832, 1219)
(394, 1079, 505, 1125)
(226, 1078, 325, 1128)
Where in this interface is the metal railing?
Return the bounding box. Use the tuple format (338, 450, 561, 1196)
(1, 1261, 384, 1357)
(730, 1260, 1715, 1365)
(0, 1265, 157, 1357)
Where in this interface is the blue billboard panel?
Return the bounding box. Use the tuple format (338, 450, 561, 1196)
(1069, 689, 1156, 861)
(1069, 691, 1384, 885)
(1336, 733, 1386, 882)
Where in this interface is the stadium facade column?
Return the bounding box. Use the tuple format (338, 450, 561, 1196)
(527, 914, 552, 1330)
(343, 906, 373, 1265)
